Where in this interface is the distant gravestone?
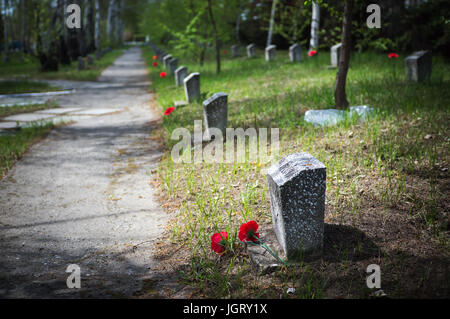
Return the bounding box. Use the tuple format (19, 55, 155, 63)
(405, 50, 432, 82)
(163, 54, 172, 68)
(175, 66, 188, 87)
(232, 45, 239, 57)
(168, 58, 178, 75)
(95, 51, 102, 60)
(330, 43, 342, 68)
(77, 57, 85, 70)
(203, 92, 228, 140)
(87, 55, 95, 66)
(267, 152, 326, 260)
(265, 45, 276, 62)
(184, 73, 201, 103)
(289, 43, 302, 62)
(247, 44, 256, 58)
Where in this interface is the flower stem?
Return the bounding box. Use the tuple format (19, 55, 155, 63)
(247, 240, 288, 266)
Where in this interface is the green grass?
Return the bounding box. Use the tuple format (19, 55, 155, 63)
(0, 48, 125, 81)
(0, 122, 55, 178)
(146, 47, 449, 298)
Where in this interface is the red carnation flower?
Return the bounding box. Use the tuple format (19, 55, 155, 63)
(153, 62, 158, 67)
(222, 50, 227, 55)
(160, 71, 167, 78)
(308, 50, 317, 57)
(388, 52, 399, 58)
(153, 55, 158, 60)
(164, 106, 175, 116)
(238, 220, 260, 243)
(211, 232, 228, 254)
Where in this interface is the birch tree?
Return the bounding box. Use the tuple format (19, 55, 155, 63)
(309, 0, 320, 51)
(95, 0, 100, 50)
(266, 0, 277, 47)
(107, 0, 116, 44)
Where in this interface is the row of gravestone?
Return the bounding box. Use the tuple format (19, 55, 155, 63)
(147, 42, 432, 262)
(150, 41, 326, 261)
(234, 42, 433, 82)
(150, 42, 201, 104)
(77, 47, 112, 71)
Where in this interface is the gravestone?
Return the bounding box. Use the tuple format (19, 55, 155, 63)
(184, 73, 201, 103)
(247, 44, 256, 58)
(232, 45, 239, 57)
(289, 44, 302, 62)
(267, 152, 326, 260)
(95, 51, 102, 60)
(175, 66, 188, 87)
(163, 54, 172, 68)
(168, 58, 178, 75)
(265, 45, 276, 62)
(87, 55, 95, 66)
(203, 92, 228, 140)
(77, 57, 85, 70)
(405, 50, 432, 82)
(330, 43, 342, 68)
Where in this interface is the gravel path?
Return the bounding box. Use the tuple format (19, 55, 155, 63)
(0, 47, 173, 298)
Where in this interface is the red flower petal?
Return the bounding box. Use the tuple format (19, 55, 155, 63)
(222, 50, 227, 55)
(160, 71, 167, 78)
(388, 52, 399, 58)
(164, 107, 175, 116)
(308, 50, 317, 57)
(211, 232, 228, 254)
(153, 62, 158, 67)
(238, 220, 260, 243)
(153, 55, 158, 60)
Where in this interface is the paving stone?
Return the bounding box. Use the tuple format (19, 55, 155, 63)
(70, 108, 119, 116)
(35, 108, 85, 115)
(4, 113, 56, 122)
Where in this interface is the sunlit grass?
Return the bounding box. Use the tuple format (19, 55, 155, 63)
(144, 46, 449, 298)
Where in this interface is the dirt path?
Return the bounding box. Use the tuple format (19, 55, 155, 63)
(0, 47, 173, 298)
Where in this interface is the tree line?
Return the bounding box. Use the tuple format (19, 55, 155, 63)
(1, 0, 128, 71)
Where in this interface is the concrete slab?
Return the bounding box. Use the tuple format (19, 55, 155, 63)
(0, 90, 74, 98)
(304, 105, 374, 126)
(0, 121, 21, 129)
(3, 113, 56, 122)
(174, 101, 188, 108)
(0, 101, 47, 108)
(35, 108, 84, 115)
(70, 108, 119, 116)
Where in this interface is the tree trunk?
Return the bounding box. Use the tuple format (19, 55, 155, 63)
(21, 0, 26, 53)
(3, 0, 9, 62)
(57, 0, 71, 64)
(334, 0, 353, 109)
(115, 0, 122, 45)
(107, 0, 115, 45)
(199, 10, 208, 66)
(207, 0, 220, 74)
(236, 2, 241, 44)
(95, 0, 100, 50)
(309, 1, 320, 51)
(267, 0, 277, 47)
